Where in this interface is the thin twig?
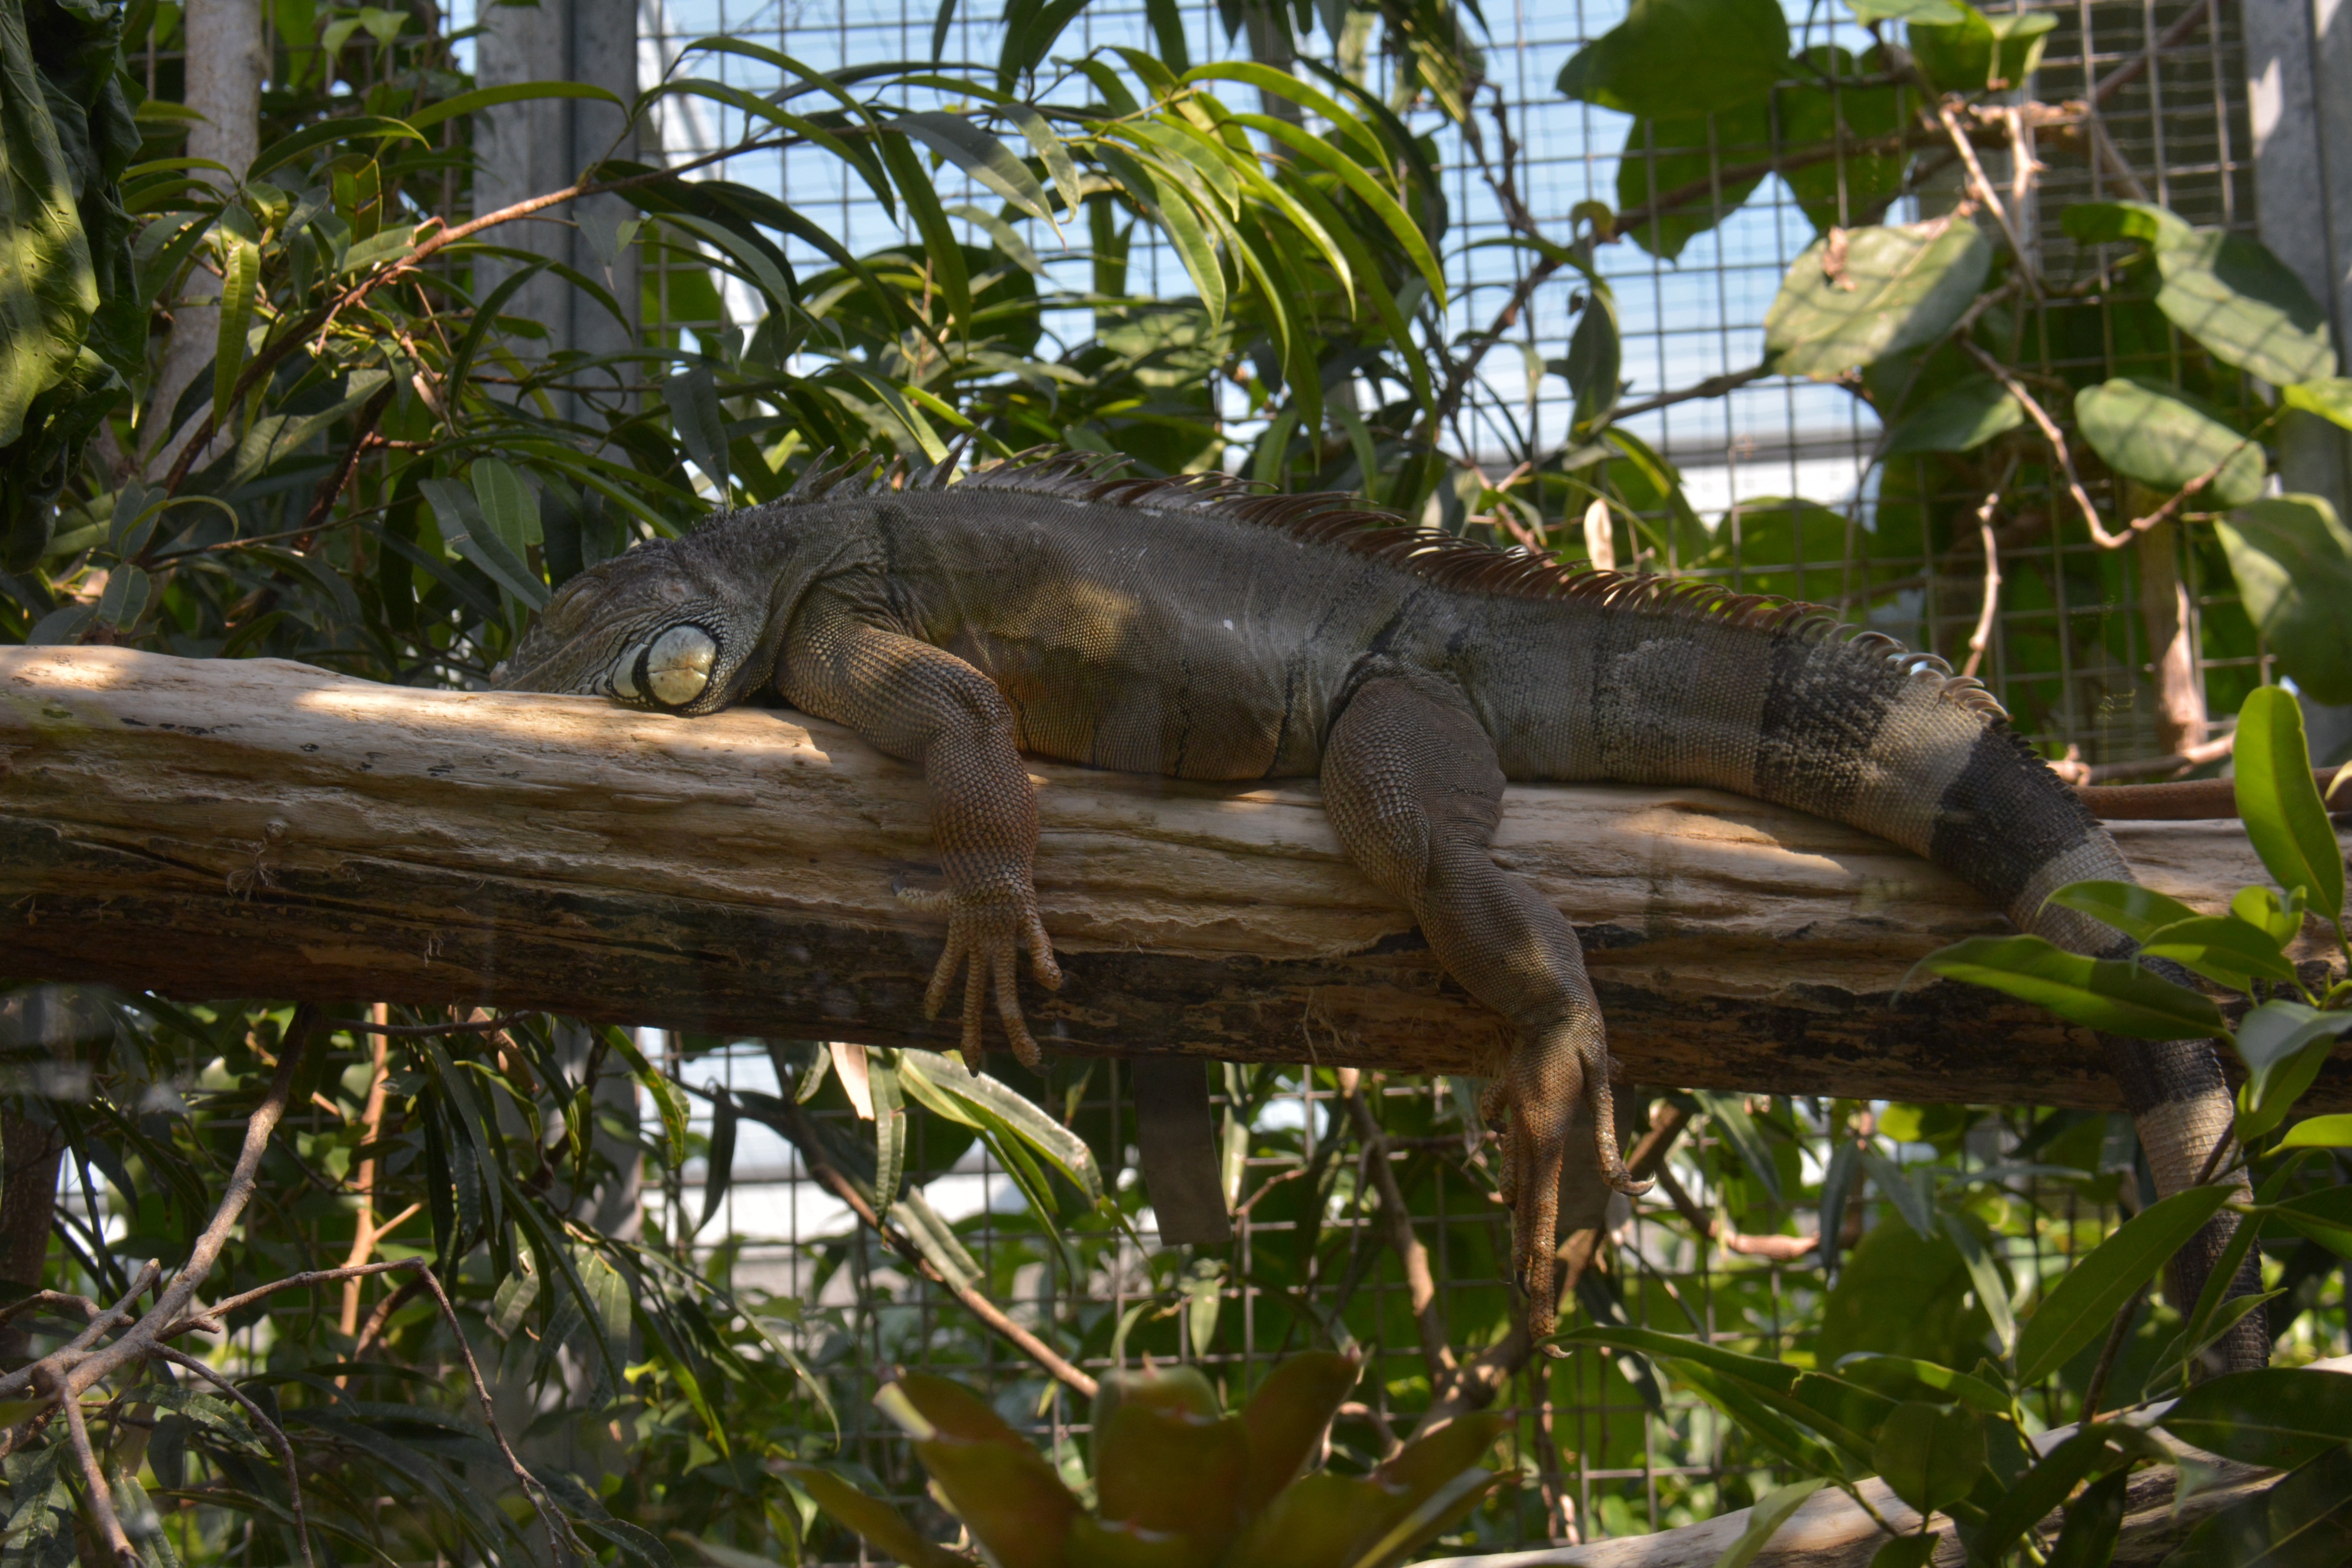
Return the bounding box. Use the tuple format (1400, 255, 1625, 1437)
(153, 1348, 314, 1568)
(1960, 340, 2120, 546)
(352, 1276, 429, 1360)
(1605, 364, 1772, 426)
(1937, 101, 2040, 299)
(1960, 469, 2013, 680)
(2077, 1281, 2149, 1425)
(332, 1013, 527, 1037)
(57, 1376, 135, 1567)
(774, 1099, 1099, 1398)
(2091, 3, 2210, 105)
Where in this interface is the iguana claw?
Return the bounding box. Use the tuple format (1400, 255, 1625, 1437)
(913, 885, 1061, 1071)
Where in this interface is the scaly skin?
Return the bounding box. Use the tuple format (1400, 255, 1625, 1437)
(495, 449, 2263, 1362)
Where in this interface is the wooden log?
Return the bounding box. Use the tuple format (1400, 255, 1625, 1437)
(1417, 1355, 2352, 1568)
(1, 647, 2344, 1108)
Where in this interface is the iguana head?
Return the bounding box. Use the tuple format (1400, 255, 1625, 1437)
(492, 539, 764, 714)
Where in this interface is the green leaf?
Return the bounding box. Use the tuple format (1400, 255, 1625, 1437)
(1007, 103, 1081, 220)
(2063, 198, 2194, 250)
(1555, 0, 1792, 118)
(2014, 1183, 2234, 1383)
(2074, 377, 2267, 509)
(2234, 686, 2344, 925)
(888, 111, 1056, 227)
(696, 1086, 736, 1236)
(1907, 2, 2057, 93)
(604, 1024, 690, 1167)
(2044, 1468, 2127, 1568)
(1779, 51, 1906, 235)
(1879, 375, 2023, 456)
(1840, 0, 1963, 30)
(246, 114, 426, 180)
(876, 129, 971, 337)
(665, 367, 731, 499)
(2045, 880, 2207, 945)
(2156, 229, 2338, 389)
(420, 477, 547, 609)
(2161, 1369, 2352, 1470)
(1564, 287, 1621, 428)
(1941, 1212, 2015, 1359)
(1711, 1478, 1830, 1568)
(2139, 914, 2302, 991)
(2277, 1115, 2352, 1149)
(1920, 934, 2226, 1039)
(405, 80, 624, 131)
(1873, 1401, 1986, 1517)
(1972, 1425, 2133, 1566)
(2219, 497, 2352, 704)
(869, 1051, 905, 1212)
(1693, 1089, 1782, 1203)
(2268, 1187, 2352, 1258)
(1765, 219, 1994, 379)
(784, 1464, 964, 1568)
(2233, 1002, 2352, 1142)
(2283, 377, 2352, 431)
(898, 1051, 1106, 1204)
(1238, 1352, 1359, 1514)
(471, 459, 540, 557)
(1616, 104, 1770, 260)
(1829, 1355, 2011, 1414)
(212, 223, 260, 433)
(2233, 885, 2310, 948)
(1868, 1534, 1939, 1568)
(2160, 1443, 2352, 1568)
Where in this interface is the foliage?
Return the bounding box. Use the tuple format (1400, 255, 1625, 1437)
(0, 0, 2346, 1566)
(794, 1353, 1508, 1568)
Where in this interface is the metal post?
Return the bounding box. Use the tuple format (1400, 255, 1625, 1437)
(2244, 0, 2352, 762)
(473, 0, 642, 409)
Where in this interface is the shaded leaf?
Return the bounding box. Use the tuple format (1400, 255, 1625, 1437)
(2219, 497, 2352, 705)
(1766, 219, 1993, 378)
(2015, 1183, 2234, 1383)
(1556, 0, 1791, 119)
(2160, 1369, 2352, 1471)
(2075, 377, 2266, 509)
(1920, 934, 2226, 1039)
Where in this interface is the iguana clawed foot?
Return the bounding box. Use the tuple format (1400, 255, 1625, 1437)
(1485, 1022, 1651, 1349)
(903, 882, 1061, 1071)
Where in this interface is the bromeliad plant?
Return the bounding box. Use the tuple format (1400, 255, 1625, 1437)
(786, 1353, 1511, 1568)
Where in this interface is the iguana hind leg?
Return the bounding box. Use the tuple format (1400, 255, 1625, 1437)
(1322, 665, 1649, 1342)
(782, 588, 1061, 1068)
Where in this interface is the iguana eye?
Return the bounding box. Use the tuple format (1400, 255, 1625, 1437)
(642, 624, 719, 707)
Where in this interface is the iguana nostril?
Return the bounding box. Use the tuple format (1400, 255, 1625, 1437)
(644, 624, 717, 706)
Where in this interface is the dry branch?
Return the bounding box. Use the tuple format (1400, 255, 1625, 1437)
(2, 648, 2345, 1109)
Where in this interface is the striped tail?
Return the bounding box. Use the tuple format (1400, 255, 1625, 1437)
(1586, 606, 2265, 1371)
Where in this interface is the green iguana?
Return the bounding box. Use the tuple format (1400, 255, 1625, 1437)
(496, 446, 2259, 1356)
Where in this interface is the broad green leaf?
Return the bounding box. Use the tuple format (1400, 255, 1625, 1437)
(2140, 914, 2302, 991)
(2235, 687, 2344, 924)
(2015, 1183, 2234, 1383)
(1092, 1395, 1250, 1551)
(2219, 497, 2352, 704)
(2277, 1115, 2352, 1149)
(2160, 1442, 2352, 1568)
(889, 111, 1055, 226)
(2233, 1002, 2352, 1141)
(1765, 219, 1993, 379)
(1779, 50, 1906, 235)
(1555, 0, 1792, 118)
(2233, 885, 2310, 948)
(472, 459, 541, 557)
(1564, 286, 1621, 428)
(1920, 934, 2226, 1039)
(1711, 1478, 1829, 1568)
(1238, 1352, 1359, 1513)
(1907, 3, 2056, 93)
(1616, 104, 1770, 260)
(2283, 377, 2352, 431)
(2156, 229, 2337, 389)
(1841, 0, 1963, 31)
(1829, 1355, 2011, 1414)
(2074, 377, 2267, 509)
(2161, 1369, 2352, 1470)
(2269, 1187, 2352, 1257)
(2046, 880, 2206, 945)
(1873, 1401, 1986, 1517)
(1879, 374, 2022, 456)
(2062, 198, 2193, 250)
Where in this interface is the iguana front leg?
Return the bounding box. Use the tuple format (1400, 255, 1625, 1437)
(1322, 663, 1649, 1342)
(782, 587, 1061, 1068)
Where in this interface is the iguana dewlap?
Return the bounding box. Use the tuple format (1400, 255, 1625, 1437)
(496, 448, 2256, 1356)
